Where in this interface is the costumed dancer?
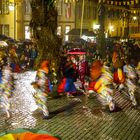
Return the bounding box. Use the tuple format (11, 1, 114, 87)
(123, 60, 139, 106)
(0, 89, 10, 118)
(69, 55, 78, 82)
(112, 43, 125, 90)
(0, 62, 13, 118)
(57, 57, 77, 97)
(78, 55, 88, 89)
(86, 60, 115, 112)
(32, 60, 52, 119)
(2, 62, 14, 98)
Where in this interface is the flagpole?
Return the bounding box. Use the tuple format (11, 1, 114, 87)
(80, 0, 85, 37)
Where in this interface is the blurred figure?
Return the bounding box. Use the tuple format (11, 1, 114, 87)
(2, 62, 14, 98)
(0, 62, 14, 118)
(78, 55, 88, 89)
(32, 60, 52, 119)
(57, 57, 77, 97)
(123, 59, 139, 106)
(86, 60, 115, 112)
(0, 89, 10, 118)
(112, 43, 125, 90)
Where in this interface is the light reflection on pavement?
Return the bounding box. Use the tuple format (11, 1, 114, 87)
(0, 71, 140, 140)
(10, 71, 38, 129)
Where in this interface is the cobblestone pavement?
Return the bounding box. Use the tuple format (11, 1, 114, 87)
(0, 71, 140, 140)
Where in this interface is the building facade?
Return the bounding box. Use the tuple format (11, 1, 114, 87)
(57, 0, 140, 41)
(16, 0, 32, 40)
(55, 0, 99, 42)
(0, 0, 31, 40)
(0, 0, 139, 40)
(75, 0, 98, 30)
(55, 0, 76, 42)
(101, 0, 140, 38)
(0, 0, 15, 38)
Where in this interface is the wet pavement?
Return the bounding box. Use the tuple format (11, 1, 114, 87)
(0, 71, 140, 140)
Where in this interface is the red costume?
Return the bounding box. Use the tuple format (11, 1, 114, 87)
(78, 55, 88, 88)
(112, 43, 125, 84)
(87, 60, 115, 111)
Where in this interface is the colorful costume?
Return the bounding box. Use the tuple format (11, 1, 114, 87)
(0, 92, 10, 117)
(0, 64, 13, 118)
(2, 65, 14, 98)
(78, 55, 88, 89)
(0, 132, 59, 140)
(88, 60, 115, 111)
(112, 44, 125, 88)
(123, 63, 138, 106)
(32, 60, 51, 118)
(57, 59, 76, 97)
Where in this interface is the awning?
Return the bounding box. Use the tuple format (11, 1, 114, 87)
(67, 28, 96, 37)
(66, 29, 88, 36)
(67, 48, 86, 55)
(129, 33, 140, 39)
(83, 30, 96, 37)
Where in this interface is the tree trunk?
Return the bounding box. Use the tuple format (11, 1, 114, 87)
(30, 0, 62, 83)
(97, 2, 106, 59)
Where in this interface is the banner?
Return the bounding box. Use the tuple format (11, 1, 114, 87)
(131, 1, 134, 5)
(65, 3, 71, 19)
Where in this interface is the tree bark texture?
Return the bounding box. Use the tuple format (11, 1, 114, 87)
(30, 0, 62, 81)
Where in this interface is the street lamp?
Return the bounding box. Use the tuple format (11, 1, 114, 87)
(93, 24, 100, 34)
(109, 25, 114, 31)
(133, 16, 137, 20)
(93, 24, 100, 30)
(108, 25, 114, 37)
(133, 16, 139, 33)
(9, 2, 15, 11)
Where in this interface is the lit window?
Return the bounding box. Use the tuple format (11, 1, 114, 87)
(65, 26, 70, 42)
(24, 0, 31, 14)
(9, 2, 14, 11)
(135, 0, 138, 4)
(25, 26, 30, 39)
(0, 24, 9, 36)
(57, 26, 62, 36)
(0, 0, 9, 15)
